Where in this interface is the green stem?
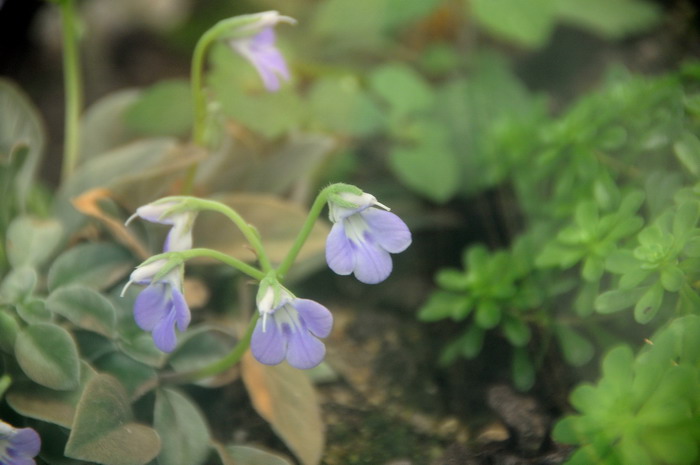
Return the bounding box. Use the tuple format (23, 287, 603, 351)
(167, 197, 274, 272)
(185, 17, 249, 193)
(149, 248, 265, 281)
(59, 0, 83, 181)
(162, 313, 259, 384)
(277, 187, 330, 278)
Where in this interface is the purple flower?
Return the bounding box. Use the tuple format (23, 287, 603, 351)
(0, 421, 40, 465)
(251, 285, 332, 369)
(123, 260, 190, 352)
(127, 201, 196, 252)
(326, 192, 412, 284)
(228, 12, 295, 92)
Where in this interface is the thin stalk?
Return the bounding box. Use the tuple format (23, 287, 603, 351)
(276, 187, 330, 278)
(161, 313, 259, 384)
(59, 0, 83, 181)
(188, 198, 274, 273)
(147, 248, 265, 281)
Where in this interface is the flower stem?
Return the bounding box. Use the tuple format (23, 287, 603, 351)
(148, 248, 265, 281)
(168, 196, 274, 272)
(161, 313, 259, 384)
(276, 187, 330, 278)
(59, 0, 83, 181)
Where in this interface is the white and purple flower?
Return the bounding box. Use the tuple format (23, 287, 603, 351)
(124, 260, 190, 353)
(251, 283, 332, 369)
(228, 11, 295, 92)
(127, 201, 196, 253)
(0, 420, 40, 465)
(125, 200, 196, 352)
(326, 192, 412, 284)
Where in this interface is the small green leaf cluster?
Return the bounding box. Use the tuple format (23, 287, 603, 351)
(419, 237, 543, 389)
(554, 315, 700, 465)
(597, 191, 700, 323)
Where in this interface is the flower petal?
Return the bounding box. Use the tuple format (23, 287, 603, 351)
(11, 428, 40, 457)
(294, 299, 333, 338)
(133, 284, 170, 331)
(353, 237, 393, 284)
(326, 223, 355, 275)
(152, 309, 178, 352)
(9, 458, 37, 465)
(135, 202, 177, 225)
(171, 287, 191, 332)
(164, 224, 192, 252)
(251, 319, 286, 366)
(362, 208, 412, 253)
(286, 329, 325, 369)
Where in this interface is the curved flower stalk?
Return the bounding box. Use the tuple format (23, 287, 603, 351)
(326, 191, 412, 284)
(0, 420, 40, 465)
(251, 279, 333, 369)
(226, 11, 296, 92)
(123, 260, 191, 353)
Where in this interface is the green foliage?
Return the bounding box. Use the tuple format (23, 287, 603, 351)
(553, 316, 700, 465)
(419, 65, 700, 391)
(124, 80, 193, 137)
(469, 0, 661, 48)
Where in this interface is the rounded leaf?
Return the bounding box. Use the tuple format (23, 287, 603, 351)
(15, 323, 81, 390)
(47, 285, 117, 337)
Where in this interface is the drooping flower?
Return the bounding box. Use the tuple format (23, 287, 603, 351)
(123, 259, 190, 353)
(251, 282, 333, 369)
(326, 191, 412, 284)
(0, 420, 40, 465)
(127, 201, 197, 252)
(227, 11, 296, 92)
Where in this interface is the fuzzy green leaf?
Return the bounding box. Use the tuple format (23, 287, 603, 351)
(154, 388, 211, 465)
(47, 285, 117, 337)
(0, 266, 37, 304)
(15, 323, 80, 390)
(0, 310, 19, 352)
(47, 242, 132, 292)
(65, 374, 161, 465)
(6, 216, 63, 268)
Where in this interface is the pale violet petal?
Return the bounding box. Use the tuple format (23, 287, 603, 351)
(251, 319, 286, 366)
(325, 223, 355, 275)
(171, 287, 191, 332)
(353, 237, 393, 284)
(362, 208, 412, 253)
(251, 26, 276, 47)
(152, 309, 178, 352)
(294, 299, 333, 338)
(135, 202, 177, 225)
(10, 458, 37, 465)
(164, 223, 193, 252)
(286, 330, 325, 369)
(11, 428, 41, 457)
(134, 284, 170, 331)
